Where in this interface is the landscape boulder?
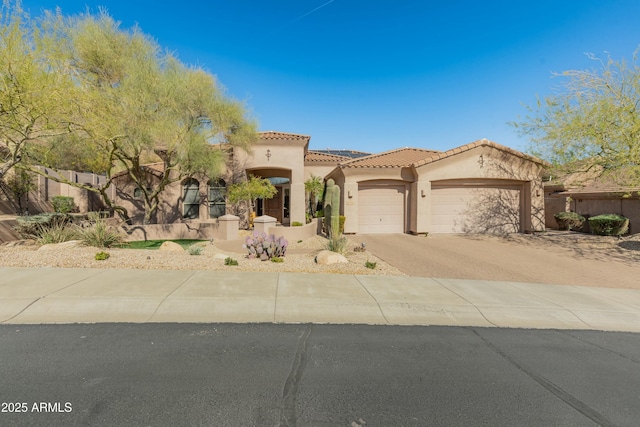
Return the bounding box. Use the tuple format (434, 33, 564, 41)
(158, 241, 184, 252)
(37, 240, 83, 251)
(315, 250, 348, 265)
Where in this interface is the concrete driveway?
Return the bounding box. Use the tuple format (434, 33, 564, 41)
(357, 233, 640, 289)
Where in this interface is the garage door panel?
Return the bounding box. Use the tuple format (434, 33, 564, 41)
(358, 184, 405, 234)
(431, 185, 521, 234)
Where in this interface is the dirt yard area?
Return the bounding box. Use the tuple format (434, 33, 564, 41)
(357, 231, 640, 289)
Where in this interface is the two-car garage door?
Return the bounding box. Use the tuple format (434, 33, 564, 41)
(356, 180, 524, 234)
(358, 183, 405, 234)
(431, 182, 523, 234)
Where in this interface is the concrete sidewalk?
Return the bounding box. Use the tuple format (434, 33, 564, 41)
(1, 267, 639, 332)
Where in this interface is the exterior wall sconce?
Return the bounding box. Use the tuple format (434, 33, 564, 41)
(421, 189, 426, 198)
(478, 154, 484, 168)
(348, 190, 352, 198)
(266, 149, 271, 161)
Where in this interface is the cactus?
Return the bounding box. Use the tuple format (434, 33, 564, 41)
(242, 230, 288, 260)
(323, 179, 341, 236)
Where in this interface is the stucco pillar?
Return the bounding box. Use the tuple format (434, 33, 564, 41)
(414, 181, 431, 234)
(254, 215, 277, 234)
(343, 181, 359, 234)
(217, 214, 239, 240)
(290, 183, 305, 225)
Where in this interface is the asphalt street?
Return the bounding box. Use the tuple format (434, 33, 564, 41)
(1, 323, 639, 426)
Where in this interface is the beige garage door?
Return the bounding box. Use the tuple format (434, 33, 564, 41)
(358, 184, 405, 234)
(431, 183, 522, 234)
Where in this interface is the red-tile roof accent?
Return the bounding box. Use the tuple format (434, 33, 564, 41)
(413, 139, 545, 167)
(339, 147, 441, 168)
(258, 131, 311, 141)
(304, 151, 351, 162)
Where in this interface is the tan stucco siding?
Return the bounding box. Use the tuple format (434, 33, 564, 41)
(415, 146, 545, 234)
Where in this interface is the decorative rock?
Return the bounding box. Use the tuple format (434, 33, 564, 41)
(158, 241, 184, 252)
(37, 240, 84, 251)
(315, 250, 348, 265)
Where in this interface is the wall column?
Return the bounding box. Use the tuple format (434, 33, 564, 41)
(290, 182, 305, 225)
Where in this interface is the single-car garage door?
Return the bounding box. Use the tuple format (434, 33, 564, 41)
(358, 183, 405, 234)
(431, 183, 522, 234)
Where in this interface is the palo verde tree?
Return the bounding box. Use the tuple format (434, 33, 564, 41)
(0, 1, 75, 212)
(22, 9, 257, 224)
(227, 175, 277, 220)
(513, 51, 640, 187)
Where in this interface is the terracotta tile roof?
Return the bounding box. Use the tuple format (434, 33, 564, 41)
(259, 131, 311, 142)
(413, 139, 545, 167)
(340, 147, 441, 168)
(304, 151, 351, 162)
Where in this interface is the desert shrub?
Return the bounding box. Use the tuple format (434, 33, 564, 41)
(588, 214, 629, 236)
(325, 232, 349, 255)
(365, 260, 377, 269)
(187, 245, 203, 255)
(52, 196, 75, 214)
(77, 212, 123, 248)
(292, 221, 303, 227)
(14, 213, 72, 239)
(315, 209, 324, 218)
(95, 251, 110, 260)
(554, 211, 586, 231)
(35, 221, 79, 244)
(243, 231, 288, 261)
(271, 256, 284, 263)
(224, 257, 238, 266)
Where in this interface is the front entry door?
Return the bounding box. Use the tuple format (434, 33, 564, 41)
(265, 189, 282, 223)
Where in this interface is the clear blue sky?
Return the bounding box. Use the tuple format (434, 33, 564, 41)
(21, 0, 640, 154)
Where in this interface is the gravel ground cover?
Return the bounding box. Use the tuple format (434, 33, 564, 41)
(0, 235, 405, 276)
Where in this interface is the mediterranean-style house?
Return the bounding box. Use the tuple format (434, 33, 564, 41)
(111, 131, 546, 238)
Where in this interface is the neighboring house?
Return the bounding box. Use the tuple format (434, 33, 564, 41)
(112, 131, 545, 236)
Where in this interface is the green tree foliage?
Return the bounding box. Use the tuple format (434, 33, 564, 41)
(513, 51, 640, 186)
(1, 4, 257, 224)
(0, 1, 75, 205)
(4, 168, 35, 213)
(227, 175, 277, 213)
(304, 174, 324, 216)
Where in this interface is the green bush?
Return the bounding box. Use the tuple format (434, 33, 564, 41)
(588, 214, 629, 236)
(365, 260, 377, 269)
(325, 233, 349, 255)
(271, 256, 284, 263)
(187, 245, 203, 255)
(291, 221, 303, 227)
(77, 213, 123, 248)
(95, 251, 110, 260)
(52, 196, 75, 214)
(224, 257, 238, 266)
(315, 209, 324, 218)
(554, 211, 586, 231)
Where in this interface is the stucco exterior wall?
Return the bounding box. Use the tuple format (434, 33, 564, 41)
(415, 145, 545, 234)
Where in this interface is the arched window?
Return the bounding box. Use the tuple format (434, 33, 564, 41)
(182, 178, 200, 219)
(208, 179, 226, 218)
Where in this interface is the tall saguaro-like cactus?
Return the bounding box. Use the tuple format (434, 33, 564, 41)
(323, 179, 341, 236)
